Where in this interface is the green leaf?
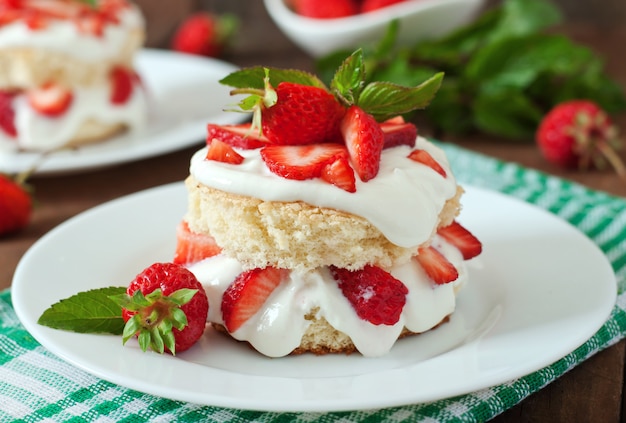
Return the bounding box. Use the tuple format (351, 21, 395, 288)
(220, 67, 327, 90)
(486, 0, 561, 42)
(473, 88, 543, 139)
(150, 327, 165, 354)
(358, 73, 444, 121)
(331, 49, 366, 106)
(38, 287, 126, 335)
(168, 288, 198, 306)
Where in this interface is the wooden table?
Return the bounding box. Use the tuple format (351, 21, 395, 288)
(2, 1, 625, 421)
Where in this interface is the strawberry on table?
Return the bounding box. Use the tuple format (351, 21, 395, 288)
(536, 100, 626, 178)
(221, 266, 290, 332)
(112, 262, 209, 355)
(331, 265, 408, 326)
(171, 12, 237, 58)
(0, 173, 32, 237)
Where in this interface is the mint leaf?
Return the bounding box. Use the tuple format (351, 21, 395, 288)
(358, 73, 443, 121)
(38, 287, 126, 334)
(220, 67, 327, 90)
(331, 49, 366, 106)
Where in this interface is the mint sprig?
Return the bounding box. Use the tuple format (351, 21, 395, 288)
(38, 287, 126, 334)
(315, 0, 626, 140)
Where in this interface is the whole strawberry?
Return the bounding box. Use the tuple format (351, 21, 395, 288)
(113, 262, 209, 355)
(536, 100, 626, 178)
(171, 12, 237, 58)
(0, 173, 32, 237)
(292, 0, 359, 19)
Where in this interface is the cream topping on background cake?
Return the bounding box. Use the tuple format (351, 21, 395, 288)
(0, 82, 147, 151)
(189, 137, 458, 249)
(188, 235, 465, 357)
(0, 3, 144, 62)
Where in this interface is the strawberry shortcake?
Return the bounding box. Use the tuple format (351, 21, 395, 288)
(0, 0, 147, 152)
(174, 51, 483, 357)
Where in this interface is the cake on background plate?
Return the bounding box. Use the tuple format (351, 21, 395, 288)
(0, 0, 147, 152)
(173, 51, 483, 357)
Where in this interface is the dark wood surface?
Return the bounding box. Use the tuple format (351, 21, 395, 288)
(2, 1, 626, 421)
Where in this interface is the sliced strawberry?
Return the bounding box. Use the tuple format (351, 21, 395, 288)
(331, 265, 408, 326)
(321, 156, 356, 193)
(415, 246, 458, 285)
(437, 221, 482, 260)
(260, 143, 348, 180)
(383, 115, 406, 124)
(173, 220, 222, 265)
(340, 105, 384, 182)
(109, 66, 134, 105)
(0, 90, 17, 137)
(27, 83, 73, 117)
(407, 149, 447, 177)
(75, 13, 105, 36)
(206, 138, 244, 164)
(206, 123, 267, 149)
(221, 267, 290, 332)
(381, 121, 417, 149)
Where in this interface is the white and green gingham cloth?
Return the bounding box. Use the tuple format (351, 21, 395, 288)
(2, 142, 626, 422)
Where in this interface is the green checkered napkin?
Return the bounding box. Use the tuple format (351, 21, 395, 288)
(2, 143, 626, 423)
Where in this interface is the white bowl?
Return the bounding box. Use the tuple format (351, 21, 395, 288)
(264, 0, 485, 58)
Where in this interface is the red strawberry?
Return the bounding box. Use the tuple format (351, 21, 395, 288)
(0, 173, 32, 237)
(330, 265, 408, 326)
(173, 220, 222, 265)
(361, 0, 406, 13)
(415, 246, 458, 285)
(381, 120, 417, 149)
(292, 0, 359, 19)
(340, 105, 384, 182)
(206, 123, 267, 149)
(407, 149, 447, 177)
(261, 82, 346, 145)
(437, 221, 482, 260)
(221, 266, 290, 332)
(260, 143, 348, 180)
(321, 156, 356, 192)
(0, 90, 17, 137)
(536, 100, 626, 178)
(27, 83, 73, 117)
(205, 138, 244, 164)
(116, 262, 209, 355)
(109, 66, 134, 105)
(171, 12, 237, 58)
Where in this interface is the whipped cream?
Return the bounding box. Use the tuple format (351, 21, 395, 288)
(0, 3, 144, 63)
(188, 235, 466, 357)
(189, 137, 458, 249)
(0, 81, 147, 151)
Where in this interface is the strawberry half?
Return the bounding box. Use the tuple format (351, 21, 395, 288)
(27, 83, 73, 117)
(407, 149, 447, 177)
(321, 156, 356, 193)
(437, 221, 482, 260)
(415, 246, 458, 285)
(340, 105, 384, 182)
(381, 120, 417, 149)
(0, 90, 17, 137)
(109, 66, 134, 105)
(221, 267, 290, 332)
(206, 138, 244, 164)
(206, 123, 268, 149)
(331, 265, 408, 326)
(173, 220, 222, 265)
(0, 173, 32, 236)
(260, 143, 348, 180)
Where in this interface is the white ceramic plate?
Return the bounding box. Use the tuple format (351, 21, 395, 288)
(0, 49, 244, 176)
(12, 183, 617, 412)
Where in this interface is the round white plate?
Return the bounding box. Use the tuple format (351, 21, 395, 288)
(0, 49, 244, 176)
(12, 183, 617, 412)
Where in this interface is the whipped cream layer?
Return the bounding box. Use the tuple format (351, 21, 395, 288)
(0, 3, 144, 62)
(190, 137, 458, 249)
(0, 81, 147, 151)
(189, 235, 466, 357)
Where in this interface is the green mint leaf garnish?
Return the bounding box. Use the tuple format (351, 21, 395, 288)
(220, 67, 327, 90)
(38, 287, 126, 335)
(357, 73, 444, 122)
(331, 49, 367, 107)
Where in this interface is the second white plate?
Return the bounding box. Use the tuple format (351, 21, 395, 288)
(12, 183, 617, 412)
(0, 49, 245, 176)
